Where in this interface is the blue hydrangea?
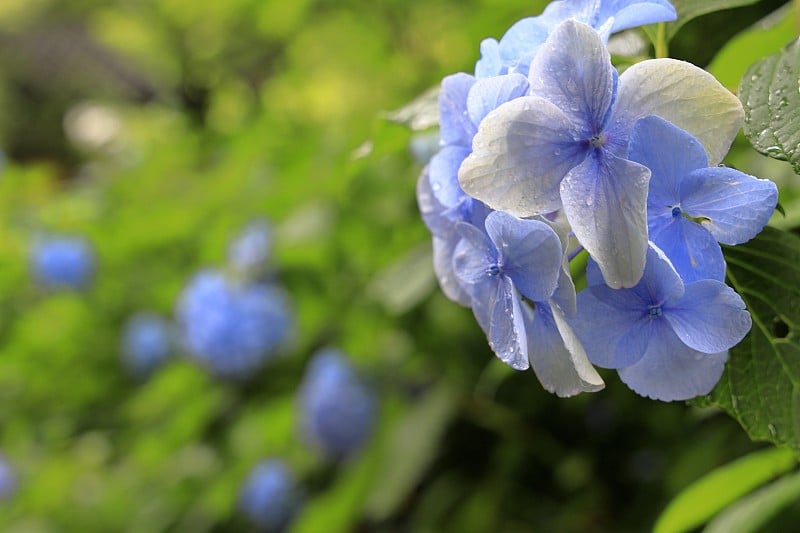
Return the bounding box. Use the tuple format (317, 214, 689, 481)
(0, 454, 16, 500)
(228, 219, 272, 277)
(239, 459, 301, 532)
(30, 235, 95, 290)
(121, 312, 173, 378)
(298, 348, 376, 459)
(175, 270, 292, 379)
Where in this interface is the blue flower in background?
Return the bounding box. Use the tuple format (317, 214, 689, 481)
(628, 115, 778, 283)
(572, 244, 751, 401)
(30, 235, 96, 290)
(239, 459, 301, 532)
(460, 19, 745, 289)
(475, 0, 677, 78)
(228, 219, 272, 277)
(0, 454, 16, 500)
(298, 348, 376, 459)
(122, 312, 173, 378)
(175, 270, 292, 379)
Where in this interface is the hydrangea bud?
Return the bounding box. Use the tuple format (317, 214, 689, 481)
(30, 235, 95, 290)
(297, 348, 376, 459)
(175, 270, 292, 379)
(121, 313, 173, 378)
(238, 459, 301, 532)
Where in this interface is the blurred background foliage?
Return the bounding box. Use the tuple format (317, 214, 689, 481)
(0, 0, 796, 531)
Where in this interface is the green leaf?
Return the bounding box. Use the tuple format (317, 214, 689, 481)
(653, 447, 798, 533)
(740, 37, 800, 173)
(645, 0, 760, 42)
(698, 227, 800, 454)
(704, 470, 800, 533)
(708, 5, 797, 91)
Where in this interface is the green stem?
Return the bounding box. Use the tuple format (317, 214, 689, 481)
(795, 0, 800, 35)
(654, 22, 668, 58)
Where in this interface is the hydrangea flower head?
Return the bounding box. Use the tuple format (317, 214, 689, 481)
(297, 348, 376, 459)
(239, 459, 301, 532)
(572, 244, 751, 401)
(30, 235, 95, 290)
(228, 219, 272, 277)
(628, 115, 778, 282)
(460, 19, 744, 288)
(476, 0, 677, 78)
(175, 270, 292, 379)
(121, 312, 173, 378)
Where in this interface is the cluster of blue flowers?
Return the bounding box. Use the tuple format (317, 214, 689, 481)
(30, 235, 95, 290)
(418, 0, 778, 401)
(239, 459, 302, 532)
(175, 221, 293, 379)
(121, 312, 173, 378)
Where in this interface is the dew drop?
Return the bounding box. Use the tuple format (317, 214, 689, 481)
(432, 181, 441, 192)
(586, 197, 594, 207)
(751, 74, 759, 82)
(553, 149, 561, 156)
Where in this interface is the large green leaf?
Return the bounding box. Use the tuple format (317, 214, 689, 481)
(696, 227, 800, 454)
(740, 37, 800, 173)
(653, 447, 797, 533)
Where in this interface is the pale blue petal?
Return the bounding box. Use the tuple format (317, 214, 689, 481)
(475, 38, 503, 78)
(604, 2, 677, 34)
(486, 277, 529, 370)
(429, 145, 470, 208)
(496, 18, 549, 77)
(681, 167, 778, 245)
(560, 152, 650, 288)
(634, 243, 685, 305)
(467, 73, 530, 127)
(459, 96, 586, 217)
(528, 19, 615, 134)
(485, 211, 562, 303)
(452, 223, 496, 289)
(619, 323, 728, 401)
(440, 73, 477, 147)
(665, 280, 751, 353)
(572, 284, 649, 368)
(552, 265, 577, 316)
(628, 115, 707, 208)
(432, 236, 471, 307)
(650, 216, 725, 283)
(584, 258, 605, 287)
(524, 302, 604, 397)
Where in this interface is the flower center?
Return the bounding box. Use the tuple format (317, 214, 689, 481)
(486, 264, 501, 277)
(589, 133, 605, 148)
(648, 305, 663, 318)
(671, 206, 682, 218)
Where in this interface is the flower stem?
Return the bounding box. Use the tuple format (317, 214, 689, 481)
(654, 23, 668, 58)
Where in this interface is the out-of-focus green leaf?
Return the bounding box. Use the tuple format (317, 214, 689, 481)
(696, 227, 800, 454)
(645, 0, 760, 42)
(708, 5, 796, 91)
(740, 36, 800, 173)
(367, 243, 436, 315)
(365, 382, 460, 520)
(704, 470, 800, 533)
(653, 447, 797, 533)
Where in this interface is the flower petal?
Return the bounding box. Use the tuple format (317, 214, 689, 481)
(572, 284, 649, 368)
(496, 17, 550, 77)
(439, 73, 477, 147)
(459, 96, 586, 217)
(628, 115, 708, 208)
(604, 2, 677, 34)
(681, 167, 778, 245)
(614, 59, 744, 165)
(528, 19, 615, 134)
(475, 38, 503, 78)
(467, 73, 530, 127)
(618, 322, 728, 401)
(432, 236, 471, 307)
(429, 145, 471, 208)
(485, 211, 562, 303)
(665, 279, 751, 353)
(560, 152, 650, 288)
(650, 216, 726, 283)
(486, 277, 529, 370)
(452, 223, 496, 289)
(524, 302, 604, 397)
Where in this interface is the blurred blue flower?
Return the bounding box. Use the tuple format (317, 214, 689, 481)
(228, 219, 272, 277)
(0, 454, 16, 500)
(239, 459, 301, 532)
(628, 115, 778, 283)
(30, 235, 95, 290)
(121, 312, 173, 378)
(175, 270, 292, 379)
(298, 348, 376, 459)
(475, 0, 676, 77)
(572, 244, 751, 401)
